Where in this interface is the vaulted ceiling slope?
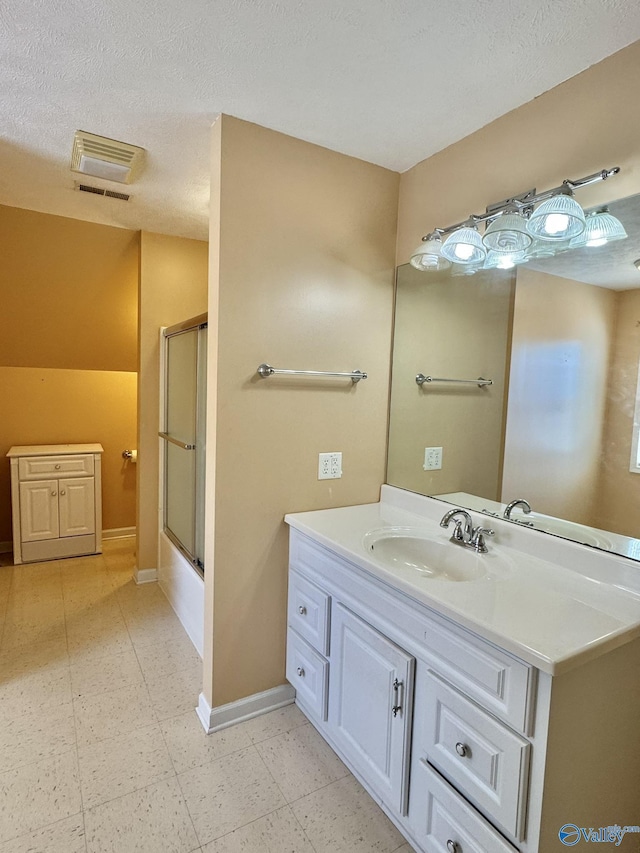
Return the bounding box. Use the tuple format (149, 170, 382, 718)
(2, 0, 640, 240)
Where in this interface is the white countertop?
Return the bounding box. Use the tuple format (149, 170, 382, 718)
(6, 444, 104, 457)
(285, 487, 640, 676)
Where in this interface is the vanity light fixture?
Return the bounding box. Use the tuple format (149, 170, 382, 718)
(483, 210, 533, 253)
(527, 193, 586, 241)
(413, 166, 622, 274)
(410, 232, 451, 271)
(441, 226, 487, 265)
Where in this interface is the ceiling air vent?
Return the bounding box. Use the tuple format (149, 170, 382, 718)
(71, 131, 145, 184)
(76, 182, 131, 201)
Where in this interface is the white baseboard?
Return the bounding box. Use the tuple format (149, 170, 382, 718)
(0, 541, 11, 555)
(103, 526, 136, 540)
(134, 567, 158, 584)
(196, 684, 296, 734)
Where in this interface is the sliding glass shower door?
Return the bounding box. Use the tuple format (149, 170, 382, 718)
(160, 315, 207, 574)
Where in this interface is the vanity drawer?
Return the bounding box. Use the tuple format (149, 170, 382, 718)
(288, 569, 330, 655)
(18, 454, 94, 480)
(286, 629, 328, 721)
(410, 760, 518, 853)
(421, 615, 534, 735)
(421, 671, 529, 841)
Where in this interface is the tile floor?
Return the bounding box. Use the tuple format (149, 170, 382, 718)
(0, 540, 415, 852)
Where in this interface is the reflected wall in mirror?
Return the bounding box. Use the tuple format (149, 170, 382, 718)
(387, 192, 640, 560)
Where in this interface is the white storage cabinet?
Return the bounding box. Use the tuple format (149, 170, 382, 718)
(7, 444, 104, 564)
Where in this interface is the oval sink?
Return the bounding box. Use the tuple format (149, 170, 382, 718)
(363, 527, 510, 582)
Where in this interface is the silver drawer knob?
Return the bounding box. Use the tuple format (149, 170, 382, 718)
(55, 464, 61, 469)
(297, 605, 307, 616)
(455, 742, 469, 757)
(296, 667, 305, 677)
(447, 841, 459, 853)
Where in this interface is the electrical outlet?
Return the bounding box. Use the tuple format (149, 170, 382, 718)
(318, 452, 342, 480)
(424, 446, 443, 471)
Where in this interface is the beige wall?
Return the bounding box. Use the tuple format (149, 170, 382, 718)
(387, 264, 514, 500)
(594, 288, 640, 537)
(205, 115, 399, 707)
(397, 41, 640, 267)
(0, 205, 139, 542)
(0, 205, 138, 371)
(137, 232, 208, 571)
(0, 367, 137, 540)
(502, 269, 616, 525)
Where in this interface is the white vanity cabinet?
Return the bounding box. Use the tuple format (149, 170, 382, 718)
(285, 520, 640, 853)
(286, 528, 535, 852)
(7, 444, 104, 564)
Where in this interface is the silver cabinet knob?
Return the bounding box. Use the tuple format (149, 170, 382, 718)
(296, 667, 305, 677)
(297, 605, 307, 616)
(455, 742, 469, 757)
(51, 491, 57, 497)
(55, 464, 61, 470)
(447, 841, 459, 853)
(60, 490, 66, 496)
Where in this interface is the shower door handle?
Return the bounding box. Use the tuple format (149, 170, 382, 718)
(158, 432, 196, 450)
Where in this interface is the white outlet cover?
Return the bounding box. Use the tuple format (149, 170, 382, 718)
(424, 446, 443, 471)
(318, 452, 342, 479)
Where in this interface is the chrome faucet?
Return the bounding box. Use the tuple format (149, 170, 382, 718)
(504, 498, 532, 520)
(440, 508, 494, 553)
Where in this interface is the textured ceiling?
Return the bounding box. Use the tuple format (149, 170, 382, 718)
(2, 1, 640, 240)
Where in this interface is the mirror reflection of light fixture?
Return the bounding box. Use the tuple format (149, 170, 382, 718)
(569, 209, 627, 248)
(441, 227, 487, 265)
(410, 232, 450, 271)
(484, 249, 526, 270)
(527, 194, 586, 241)
(412, 167, 622, 276)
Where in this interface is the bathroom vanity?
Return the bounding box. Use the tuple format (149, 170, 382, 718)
(285, 486, 640, 853)
(7, 443, 103, 564)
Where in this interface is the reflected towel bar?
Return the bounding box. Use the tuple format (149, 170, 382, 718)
(257, 363, 367, 383)
(416, 374, 492, 387)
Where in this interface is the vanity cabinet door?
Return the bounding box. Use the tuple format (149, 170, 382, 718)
(328, 603, 414, 815)
(19, 480, 59, 542)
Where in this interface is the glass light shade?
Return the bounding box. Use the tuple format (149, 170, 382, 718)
(527, 194, 586, 241)
(441, 227, 487, 265)
(569, 211, 627, 248)
(409, 235, 451, 271)
(482, 213, 533, 253)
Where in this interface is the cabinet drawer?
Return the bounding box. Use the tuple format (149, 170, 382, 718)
(288, 569, 330, 655)
(421, 671, 529, 841)
(410, 760, 518, 853)
(19, 454, 94, 480)
(287, 629, 328, 721)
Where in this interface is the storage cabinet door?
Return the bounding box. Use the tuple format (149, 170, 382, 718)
(328, 603, 414, 815)
(58, 477, 95, 537)
(19, 480, 59, 542)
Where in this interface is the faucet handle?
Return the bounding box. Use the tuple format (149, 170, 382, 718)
(470, 526, 494, 553)
(451, 520, 466, 542)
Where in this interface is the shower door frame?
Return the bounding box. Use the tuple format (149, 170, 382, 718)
(159, 313, 207, 577)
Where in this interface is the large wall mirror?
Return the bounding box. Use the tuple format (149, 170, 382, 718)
(388, 191, 640, 561)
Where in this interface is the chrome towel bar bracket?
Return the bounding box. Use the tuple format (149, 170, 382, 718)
(416, 374, 492, 387)
(257, 363, 367, 383)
